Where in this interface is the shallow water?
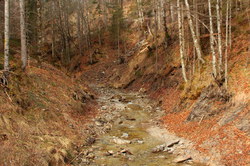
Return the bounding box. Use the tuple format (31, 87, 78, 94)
(87, 93, 204, 166)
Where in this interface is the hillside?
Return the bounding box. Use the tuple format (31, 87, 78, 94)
(0, 59, 98, 165)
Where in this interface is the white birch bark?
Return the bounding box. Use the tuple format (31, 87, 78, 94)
(4, 0, 10, 71)
(20, 0, 27, 70)
(225, 0, 230, 88)
(208, 0, 217, 77)
(170, 2, 174, 22)
(184, 0, 205, 63)
(194, 0, 200, 45)
(229, 0, 232, 49)
(177, 0, 187, 82)
(216, 0, 223, 75)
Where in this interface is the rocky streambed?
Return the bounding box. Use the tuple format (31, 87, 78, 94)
(73, 86, 207, 166)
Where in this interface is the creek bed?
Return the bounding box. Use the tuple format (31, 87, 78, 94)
(80, 89, 205, 166)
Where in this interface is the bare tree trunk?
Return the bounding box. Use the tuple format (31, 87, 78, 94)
(117, 17, 120, 58)
(37, 0, 43, 57)
(193, 46, 196, 76)
(216, 0, 223, 76)
(77, 0, 83, 55)
(102, 0, 108, 29)
(208, 0, 217, 77)
(194, 0, 200, 45)
(177, 0, 187, 82)
(0, 34, 3, 52)
(184, 0, 205, 63)
(229, 0, 232, 49)
(225, 0, 230, 88)
(20, 0, 27, 70)
(163, 0, 171, 47)
(52, 1, 55, 58)
(97, 0, 102, 46)
(137, 0, 144, 29)
(181, 2, 186, 67)
(154, 0, 158, 71)
(4, 0, 10, 72)
(170, 1, 174, 22)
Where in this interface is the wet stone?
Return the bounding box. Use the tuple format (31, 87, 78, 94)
(121, 133, 129, 138)
(95, 120, 103, 127)
(101, 106, 107, 110)
(174, 156, 192, 163)
(112, 137, 131, 145)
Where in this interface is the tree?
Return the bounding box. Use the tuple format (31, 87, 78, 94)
(177, 0, 187, 82)
(216, 0, 222, 76)
(4, 0, 10, 72)
(110, 0, 124, 57)
(208, 0, 217, 77)
(77, 0, 84, 55)
(184, 0, 205, 64)
(163, 0, 171, 47)
(27, 0, 38, 49)
(225, 0, 231, 88)
(20, 0, 27, 70)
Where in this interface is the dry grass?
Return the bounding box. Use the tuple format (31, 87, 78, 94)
(0, 60, 97, 165)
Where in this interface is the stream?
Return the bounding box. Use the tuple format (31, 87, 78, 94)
(76, 87, 205, 166)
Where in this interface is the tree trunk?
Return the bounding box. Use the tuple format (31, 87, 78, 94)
(77, 0, 83, 55)
(154, 0, 158, 71)
(177, 0, 187, 82)
(4, 0, 10, 72)
(208, 0, 217, 77)
(216, 0, 223, 76)
(20, 0, 27, 70)
(194, 0, 200, 45)
(184, 0, 205, 63)
(225, 0, 230, 88)
(229, 0, 232, 49)
(163, 0, 171, 47)
(137, 0, 144, 31)
(51, 1, 55, 58)
(37, 0, 43, 57)
(170, 1, 174, 23)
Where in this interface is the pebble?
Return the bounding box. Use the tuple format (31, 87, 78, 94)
(86, 153, 95, 159)
(121, 133, 129, 138)
(101, 106, 107, 110)
(95, 121, 103, 127)
(112, 137, 131, 145)
(120, 149, 133, 155)
(137, 140, 144, 144)
(174, 156, 192, 163)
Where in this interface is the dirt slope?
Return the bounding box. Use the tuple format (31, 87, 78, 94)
(0, 60, 97, 165)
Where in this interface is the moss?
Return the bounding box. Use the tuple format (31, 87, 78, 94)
(135, 69, 143, 77)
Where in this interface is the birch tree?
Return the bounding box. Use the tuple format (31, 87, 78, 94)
(216, 0, 222, 75)
(184, 0, 205, 63)
(225, 0, 231, 88)
(177, 0, 187, 82)
(208, 0, 217, 77)
(20, 0, 27, 70)
(4, 0, 10, 72)
(154, 0, 159, 71)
